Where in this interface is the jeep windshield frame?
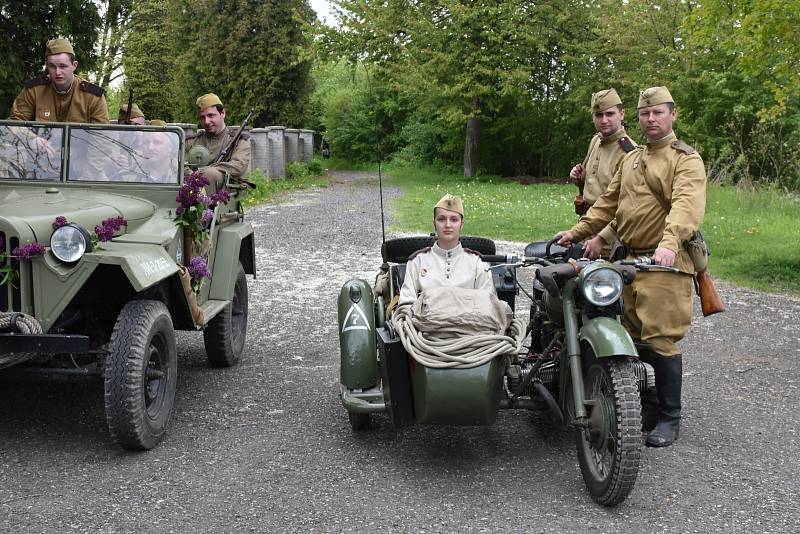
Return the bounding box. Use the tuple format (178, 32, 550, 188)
(0, 120, 185, 185)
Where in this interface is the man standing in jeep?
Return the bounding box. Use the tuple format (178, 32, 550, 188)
(185, 93, 250, 192)
(8, 38, 108, 124)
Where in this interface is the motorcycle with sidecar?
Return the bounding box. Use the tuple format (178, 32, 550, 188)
(337, 235, 655, 506)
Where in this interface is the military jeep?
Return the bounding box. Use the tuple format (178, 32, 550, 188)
(0, 120, 255, 450)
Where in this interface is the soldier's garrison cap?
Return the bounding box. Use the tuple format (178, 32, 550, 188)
(590, 88, 622, 113)
(118, 103, 144, 121)
(638, 86, 674, 109)
(196, 93, 223, 111)
(148, 119, 167, 126)
(45, 38, 74, 57)
(434, 194, 464, 217)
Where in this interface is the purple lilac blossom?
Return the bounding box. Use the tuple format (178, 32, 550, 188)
(209, 190, 230, 207)
(94, 216, 128, 242)
(187, 255, 212, 280)
(12, 242, 46, 259)
(201, 209, 214, 227)
(52, 216, 68, 230)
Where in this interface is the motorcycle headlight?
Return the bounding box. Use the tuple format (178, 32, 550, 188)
(580, 265, 623, 306)
(50, 223, 93, 263)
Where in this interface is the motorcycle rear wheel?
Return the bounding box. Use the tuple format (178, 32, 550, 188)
(576, 358, 642, 506)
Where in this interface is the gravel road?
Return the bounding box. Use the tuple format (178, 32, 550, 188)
(1, 170, 799, 533)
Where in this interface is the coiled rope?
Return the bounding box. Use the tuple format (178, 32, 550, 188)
(393, 306, 528, 369)
(0, 311, 43, 369)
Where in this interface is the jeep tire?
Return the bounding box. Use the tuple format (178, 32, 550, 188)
(203, 262, 248, 367)
(104, 300, 178, 451)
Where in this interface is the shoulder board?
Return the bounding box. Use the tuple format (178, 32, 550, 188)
(463, 248, 481, 257)
(671, 139, 696, 155)
(408, 246, 431, 262)
(239, 132, 250, 140)
(185, 132, 200, 140)
(24, 74, 50, 89)
(79, 80, 104, 97)
(618, 136, 636, 153)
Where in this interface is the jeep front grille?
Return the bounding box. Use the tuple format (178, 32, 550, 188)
(0, 229, 23, 312)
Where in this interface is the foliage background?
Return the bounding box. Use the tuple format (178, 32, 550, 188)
(1, 0, 798, 189)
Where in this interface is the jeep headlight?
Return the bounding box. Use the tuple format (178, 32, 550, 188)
(580, 265, 623, 306)
(50, 223, 93, 263)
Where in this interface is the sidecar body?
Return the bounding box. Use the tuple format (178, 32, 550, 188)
(337, 236, 515, 429)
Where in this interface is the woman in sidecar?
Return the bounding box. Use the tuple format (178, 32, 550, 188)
(395, 193, 495, 308)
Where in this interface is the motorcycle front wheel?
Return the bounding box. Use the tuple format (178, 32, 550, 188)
(576, 358, 642, 506)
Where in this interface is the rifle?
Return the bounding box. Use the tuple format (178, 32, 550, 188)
(214, 110, 254, 164)
(124, 87, 133, 124)
(696, 270, 725, 317)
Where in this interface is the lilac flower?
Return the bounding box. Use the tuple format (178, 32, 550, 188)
(187, 255, 212, 281)
(94, 216, 128, 242)
(209, 190, 230, 207)
(12, 242, 46, 259)
(52, 216, 68, 230)
(94, 223, 115, 242)
(201, 209, 214, 227)
(105, 216, 127, 231)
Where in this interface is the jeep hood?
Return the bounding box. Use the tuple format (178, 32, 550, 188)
(0, 188, 156, 241)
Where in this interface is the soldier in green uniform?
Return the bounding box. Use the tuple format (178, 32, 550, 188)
(185, 93, 250, 192)
(8, 38, 108, 124)
(118, 103, 145, 125)
(555, 86, 706, 448)
(569, 88, 636, 258)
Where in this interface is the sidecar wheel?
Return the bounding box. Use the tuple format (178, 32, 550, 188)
(576, 359, 642, 506)
(348, 411, 371, 431)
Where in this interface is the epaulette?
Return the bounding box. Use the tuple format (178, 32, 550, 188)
(671, 139, 696, 155)
(24, 74, 50, 89)
(185, 132, 200, 140)
(79, 80, 104, 97)
(408, 247, 431, 261)
(618, 136, 636, 153)
(463, 248, 481, 257)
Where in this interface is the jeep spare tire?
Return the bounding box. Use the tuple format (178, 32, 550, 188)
(381, 236, 496, 263)
(104, 300, 178, 451)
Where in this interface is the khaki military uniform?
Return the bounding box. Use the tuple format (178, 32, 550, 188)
(569, 131, 706, 355)
(398, 243, 495, 308)
(9, 74, 108, 123)
(579, 127, 636, 248)
(185, 126, 250, 192)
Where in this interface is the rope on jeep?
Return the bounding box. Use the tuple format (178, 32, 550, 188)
(392, 306, 528, 369)
(0, 311, 43, 369)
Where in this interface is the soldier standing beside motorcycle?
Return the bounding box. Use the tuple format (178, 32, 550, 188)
(555, 86, 706, 448)
(569, 88, 637, 259)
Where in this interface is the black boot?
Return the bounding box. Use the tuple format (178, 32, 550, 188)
(646, 354, 682, 447)
(638, 349, 659, 433)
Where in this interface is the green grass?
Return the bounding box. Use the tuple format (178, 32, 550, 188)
(704, 185, 800, 292)
(241, 168, 327, 207)
(386, 164, 800, 294)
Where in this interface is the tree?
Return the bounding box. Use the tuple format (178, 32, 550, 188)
(121, 0, 180, 121)
(0, 0, 100, 117)
(324, 0, 597, 177)
(91, 0, 133, 88)
(173, 0, 316, 126)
